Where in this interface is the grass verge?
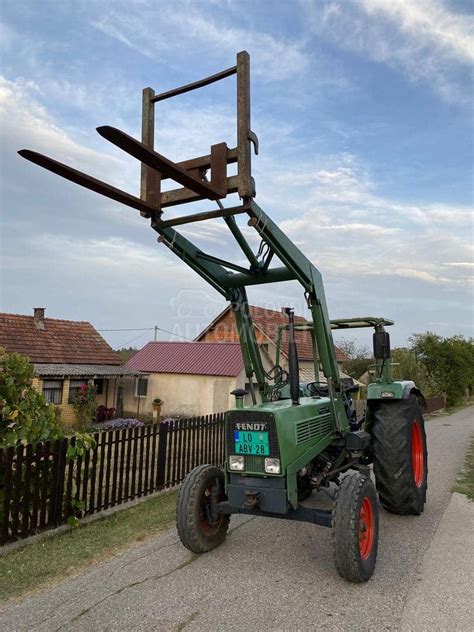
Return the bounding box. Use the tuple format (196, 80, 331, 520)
(0, 490, 176, 604)
(452, 437, 474, 500)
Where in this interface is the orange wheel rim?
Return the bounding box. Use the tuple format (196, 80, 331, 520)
(411, 421, 424, 488)
(359, 496, 375, 560)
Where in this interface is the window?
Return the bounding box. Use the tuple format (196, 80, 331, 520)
(43, 380, 63, 405)
(94, 379, 104, 395)
(68, 379, 87, 404)
(135, 377, 148, 398)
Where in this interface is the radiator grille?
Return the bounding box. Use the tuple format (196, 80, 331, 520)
(295, 414, 333, 444)
(243, 455, 265, 474)
(226, 411, 279, 474)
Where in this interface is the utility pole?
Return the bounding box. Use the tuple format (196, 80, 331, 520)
(154, 325, 158, 341)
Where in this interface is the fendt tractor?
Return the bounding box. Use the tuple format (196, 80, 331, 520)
(19, 52, 428, 582)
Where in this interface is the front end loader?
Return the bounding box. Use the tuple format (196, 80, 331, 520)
(19, 51, 428, 582)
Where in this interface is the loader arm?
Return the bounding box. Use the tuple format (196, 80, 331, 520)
(18, 50, 343, 417)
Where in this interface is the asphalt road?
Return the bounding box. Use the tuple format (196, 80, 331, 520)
(1, 407, 472, 632)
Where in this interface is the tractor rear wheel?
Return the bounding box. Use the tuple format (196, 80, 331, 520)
(332, 472, 379, 582)
(176, 464, 229, 554)
(370, 398, 428, 515)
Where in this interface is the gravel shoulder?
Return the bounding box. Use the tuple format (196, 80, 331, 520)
(401, 491, 473, 632)
(0, 407, 472, 632)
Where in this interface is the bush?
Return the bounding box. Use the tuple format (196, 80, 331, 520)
(411, 333, 474, 406)
(91, 418, 144, 431)
(0, 348, 62, 448)
(390, 347, 437, 397)
(71, 383, 97, 431)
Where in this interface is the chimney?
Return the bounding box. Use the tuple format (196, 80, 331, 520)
(34, 307, 45, 330)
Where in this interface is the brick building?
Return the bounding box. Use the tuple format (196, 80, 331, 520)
(0, 308, 141, 427)
(195, 304, 348, 381)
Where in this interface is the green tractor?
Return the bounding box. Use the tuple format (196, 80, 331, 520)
(19, 51, 427, 582)
(176, 314, 427, 583)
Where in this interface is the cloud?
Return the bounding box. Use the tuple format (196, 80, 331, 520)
(274, 152, 473, 290)
(360, 0, 473, 64)
(302, 0, 474, 105)
(0, 76, 125, 178)
(91, 3, 308, 82)
(443, 262, 474, 268)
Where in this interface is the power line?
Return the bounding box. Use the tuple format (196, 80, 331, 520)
(99, 324, 194, 346)
(97, 327, 154, 332)
(117, 330, 152, 348)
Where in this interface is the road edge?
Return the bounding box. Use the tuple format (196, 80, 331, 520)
(400, 491, 474, 631)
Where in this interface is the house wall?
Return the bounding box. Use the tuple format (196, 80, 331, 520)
(33, 376, 120, 429)
(56, 379, 77, 428)
(32, 377, 43, 393)
(33, 375, 81, 427)
(122, 370, 246, 418)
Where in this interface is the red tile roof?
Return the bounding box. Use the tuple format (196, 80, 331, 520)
(196, 305, 349, 363)
(0, 313, 120, 365)
(125, 342, 244, 376)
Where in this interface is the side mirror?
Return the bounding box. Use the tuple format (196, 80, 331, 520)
(373, 331, 390, 360)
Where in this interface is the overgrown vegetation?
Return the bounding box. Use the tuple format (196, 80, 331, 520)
(0, 490, 177, 602)
(452, 438, 474, 500)
(0, 348, 62, 449)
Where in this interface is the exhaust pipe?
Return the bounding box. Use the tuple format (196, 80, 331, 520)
(284, 307, 300, 405)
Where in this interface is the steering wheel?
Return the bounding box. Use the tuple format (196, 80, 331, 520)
(306, 381, 329, 397)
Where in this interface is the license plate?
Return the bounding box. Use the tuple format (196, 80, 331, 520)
(234, 430, 269, 455)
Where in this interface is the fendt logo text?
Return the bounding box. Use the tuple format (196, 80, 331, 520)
(235, 422, 267, 431)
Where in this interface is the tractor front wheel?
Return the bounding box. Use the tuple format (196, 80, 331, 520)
(370, 398, 428, 515)
(332, 472, 379, 582)
(176, 464, 229, 554)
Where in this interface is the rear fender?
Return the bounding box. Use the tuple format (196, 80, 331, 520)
(367, 380, 418, 401)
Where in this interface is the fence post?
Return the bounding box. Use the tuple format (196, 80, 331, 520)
(156, 421, 169, 489)
(50, 439, 67, 527)
(1, 446, 15, 544)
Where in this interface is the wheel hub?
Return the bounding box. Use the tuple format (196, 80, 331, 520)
(358, 496, 374, 560)
(411, 421, 424, 488)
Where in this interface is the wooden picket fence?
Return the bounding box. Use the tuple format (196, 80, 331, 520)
(0, 413, 225, 545)
(424, 395, 446, 414)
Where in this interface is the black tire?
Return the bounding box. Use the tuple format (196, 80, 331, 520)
(297, 475, 312, 501)
(176, 464, 230, 554)
(332, 473, 379, 583)
(370, 398, 428, 515)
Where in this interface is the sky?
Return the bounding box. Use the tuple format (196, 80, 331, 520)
(0, 0, 473, 352)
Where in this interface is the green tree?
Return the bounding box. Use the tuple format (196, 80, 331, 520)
(390, 347, 437, 396)
(336, 338, 372, 379)
(410, 333, 474, 406)
(117, 347, 138, 363)
(0, 348, 63, 448)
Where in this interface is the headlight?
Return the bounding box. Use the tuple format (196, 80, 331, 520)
(229, 455, 244, 471)
(381, 391, 395, 398)
(265, 458, 281, 474)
